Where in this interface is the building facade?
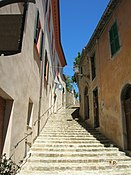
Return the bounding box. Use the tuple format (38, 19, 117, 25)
(0, 0, 66, 163)
(78, 0, 131, 151)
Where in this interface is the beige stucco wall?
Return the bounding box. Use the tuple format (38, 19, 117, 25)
(0, 0, 66, 163)
(0, 3, 40, 162)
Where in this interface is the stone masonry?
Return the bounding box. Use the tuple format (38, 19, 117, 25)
(18, 106, 131, 175)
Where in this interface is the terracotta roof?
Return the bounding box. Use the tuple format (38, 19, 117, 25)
(51, 0, 67, 67)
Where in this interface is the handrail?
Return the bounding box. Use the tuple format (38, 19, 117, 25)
(10, 131, 32, 158)
(33, 104, 55, 126)
(14, 132, 32, 149)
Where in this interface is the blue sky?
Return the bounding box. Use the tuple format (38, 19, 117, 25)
(60, 0, 110, 78)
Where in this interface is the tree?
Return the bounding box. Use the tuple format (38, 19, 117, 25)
(72, 52, 81, 84)
(73, 52, 81, 66)
(65, 75, 73, 92)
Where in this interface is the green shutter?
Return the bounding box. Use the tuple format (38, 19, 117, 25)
(44, 51, 47, 76)
(109, 21, 120, 56)
(34, 9, 39, 43)
(40, 31, 44, 60)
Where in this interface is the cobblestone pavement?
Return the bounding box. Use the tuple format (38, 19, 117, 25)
(18, 106, 131, 175)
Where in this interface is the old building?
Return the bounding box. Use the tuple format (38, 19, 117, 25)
(78, 0, 131, 151)
(0, 0, 66, 163)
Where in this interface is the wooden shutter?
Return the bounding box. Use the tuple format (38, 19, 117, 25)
(109, 22, 120, 56)
(44, 51, 47, 76)
(40, 31, 44, 60)
(34, 9, 39, 44)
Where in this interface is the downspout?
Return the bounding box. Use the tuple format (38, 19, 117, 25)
(37, 56, 44, 136)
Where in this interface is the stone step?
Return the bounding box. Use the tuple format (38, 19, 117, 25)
(42, 130, 102, 133)
(18, 169, 131, 175)
(30, 151, 125, 157)
(20, 162, 131, 172)
(35, 138, 110, 143)
(39, 135, 108, 140)
(37, 136, 107, 140)
(33, 143, 111, 147)
(28, 156, 131, 164)
(34, 139, 111, 144)
(31, 146, 119, 152)
(40, 133, 104, 137)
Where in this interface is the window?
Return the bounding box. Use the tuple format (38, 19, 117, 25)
(40, 31, 44, 60)
(27, 99, 33, 128)
(109, 21, 120, 57)
(91, 53, 96, 80)
(34, 10, 40, 44)
(44, 50, 49, 80)
(45, 0, 48, 14)
(80, 67, 83, 75)
(34, 9, 44, 61)
(48, 5, 51, 33)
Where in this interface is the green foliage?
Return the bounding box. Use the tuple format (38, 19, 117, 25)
(71, 75, 77, 83)
(74, 91, 79, 99)
(73, 52, 81, 66)
(0, 154, 20, 175)
(65, 75, 73, 92)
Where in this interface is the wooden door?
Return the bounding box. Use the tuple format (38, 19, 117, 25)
(84, 95, 89, 120)
(0, 97, 5, 154)
(124, 98, 131, 150)
(93, 88, 99, 128)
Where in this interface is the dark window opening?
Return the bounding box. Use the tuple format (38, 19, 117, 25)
(27, 99, 33, 127)
(93, 88, 99, 128)
(40, 31, 44, 60)
(34, 9, 40, 44)
(91, 53, 96, 80)
(44, 50, 49, 81)
(45, 0, 48, 14)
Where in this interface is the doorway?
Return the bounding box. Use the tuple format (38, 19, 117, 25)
(121, 84, 131, 150)
(93, 88, 99, 128)
(84, 87, 89, 120)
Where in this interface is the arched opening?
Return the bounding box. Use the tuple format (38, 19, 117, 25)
(84, 87, 89, 120)
(121, 84, 131, 150)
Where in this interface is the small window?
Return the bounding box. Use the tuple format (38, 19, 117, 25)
(109, 21, 120, 57)
(44, 50, 49, 80)
(34, 10, 40, 44)
(34, 9, 44, 61)
(40, 31, 44, 60)
(48, 5, 51, 33)
(45, 0, 48, 14)
(91, 53, 96, 80)
(27, 99, 33, 128)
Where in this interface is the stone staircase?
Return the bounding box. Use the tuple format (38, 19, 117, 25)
(18, 107, 131, 175)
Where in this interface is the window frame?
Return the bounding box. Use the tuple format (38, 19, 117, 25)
(90, 53, 96, 80)
(109, 21, 120, 57)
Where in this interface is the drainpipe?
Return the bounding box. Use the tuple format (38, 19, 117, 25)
(37, 54, 44, 136)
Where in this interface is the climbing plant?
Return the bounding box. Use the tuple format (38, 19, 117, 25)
(0, 154, 20, 175)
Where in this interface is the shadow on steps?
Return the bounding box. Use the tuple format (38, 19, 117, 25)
(71, 108, 127, 155)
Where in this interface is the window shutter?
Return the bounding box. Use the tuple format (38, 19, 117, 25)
(109, 21, 120, 56)
(44, 51, 47, 76)
(34, 9, 39, 43)
(40, 31, 44, 60)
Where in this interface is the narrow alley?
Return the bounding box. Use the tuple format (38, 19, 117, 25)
(18, 106, 131, 175)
